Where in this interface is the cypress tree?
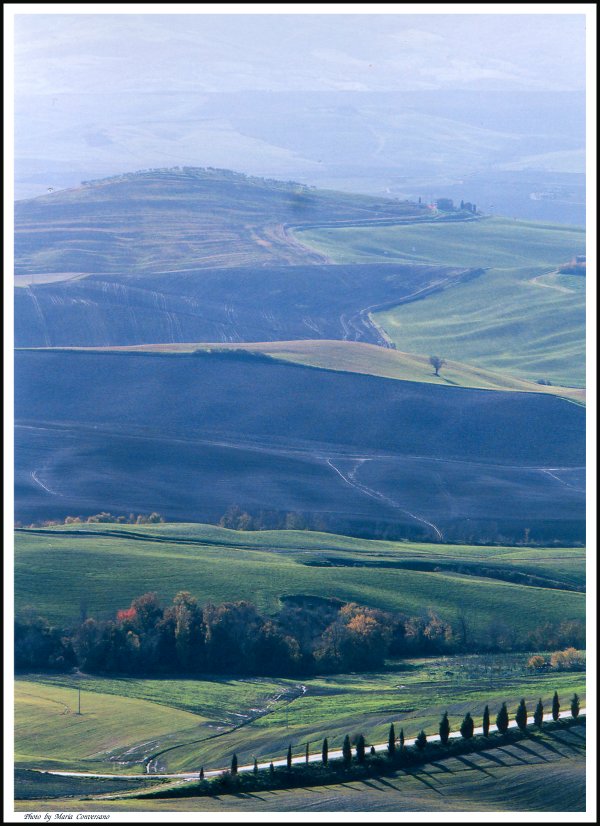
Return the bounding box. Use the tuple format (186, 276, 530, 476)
(342, 734, 352, 768)
(356, 734, 366, 764)
(552, 690, 560, 721)
(415, 730, 427, 751)
(253, 757, 259, 775)
(460, 712, 474, 739)
(370, 745, 376, 756)
(482, 705, 490, 737)
(231, 753, 238, 775)
(534, 698, 544, 728)
(387, 723, 396, 757)
(286, 744, 292, 771)
(439, 711, 450, 745)
(496, 702, 509, 734)
(199, 767, 204, 780)
(399, 728, 405, 750)
(571, 693, 580, 719)
(515, 698, 528, 731)
(322, 737, 329, 766)
(269, 761, 274, 775)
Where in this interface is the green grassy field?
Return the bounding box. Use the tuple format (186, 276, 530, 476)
(16, 657, 585, 776)
(295, 217, 585, 387)
(15, 525, 585, 635)
(83, 340, 585, 404)
(296, 217, 583, 268)
(14, 679, 207, 773)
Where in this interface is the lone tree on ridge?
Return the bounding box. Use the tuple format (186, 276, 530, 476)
(429, 355, 446, 376)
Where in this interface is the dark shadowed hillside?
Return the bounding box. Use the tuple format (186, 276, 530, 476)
(15, 263, 480, 348)
(14, 350, 585, 542)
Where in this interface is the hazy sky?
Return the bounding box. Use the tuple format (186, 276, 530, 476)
(14, 12, 586, 96)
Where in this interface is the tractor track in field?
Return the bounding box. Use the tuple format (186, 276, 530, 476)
(142, 683, 307, 773)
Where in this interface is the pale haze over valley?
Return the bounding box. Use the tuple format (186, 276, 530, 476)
(14, 12, 586, 223)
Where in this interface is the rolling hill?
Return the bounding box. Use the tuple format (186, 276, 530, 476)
(14, 349, 585, 543)
(14, 263, 479, 349)
(295, 217, 585, 387)
(14, 167, 426, 276)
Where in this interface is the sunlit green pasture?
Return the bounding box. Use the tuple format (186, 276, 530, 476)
(295, 217, 585, 387)
(15, 525, 585, 637)
(18, 656, 585, 775)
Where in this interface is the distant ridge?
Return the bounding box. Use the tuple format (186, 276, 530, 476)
(14, 166, 426, 275)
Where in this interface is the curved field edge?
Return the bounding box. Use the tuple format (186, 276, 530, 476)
(293, 217, 585, 388)
(15, 526, 586, 632)
(30, 341, 584, 404)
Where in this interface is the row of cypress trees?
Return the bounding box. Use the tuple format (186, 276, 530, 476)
(223, 691, 581, 778)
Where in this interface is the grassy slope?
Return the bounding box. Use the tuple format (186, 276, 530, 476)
(17, 660, 585, 775)
(13, 713, 586, 812)
(296, 217, 585, 387)
(14, 167, 425, 275)
(15, 525, 585, 633)
(81, 340, 585, 404)
(14, 679, 206, 772)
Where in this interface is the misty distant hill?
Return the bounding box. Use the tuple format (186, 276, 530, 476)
(14, 167, 426, 275)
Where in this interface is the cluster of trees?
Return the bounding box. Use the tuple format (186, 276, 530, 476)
(15, 594, 462, 676)
(527, 647, 586, 672)
(219, 505, 327, 533)
(15, 588, 586, 676)
(16, 512, 165, 529)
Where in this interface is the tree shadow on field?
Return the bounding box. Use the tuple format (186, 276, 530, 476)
(232, 792, 267, 801)
(477, 749, 511, 769)
(551, 729, 586, 753)
(360, 780, 385, 791)
(428, 760, 453, 774)
(397, 772, 442, 795)
(452, 754, 495, 777)
(510, 740, 551, 763)
(494, 746, 529, 765)
(526, 733, 573, 759)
